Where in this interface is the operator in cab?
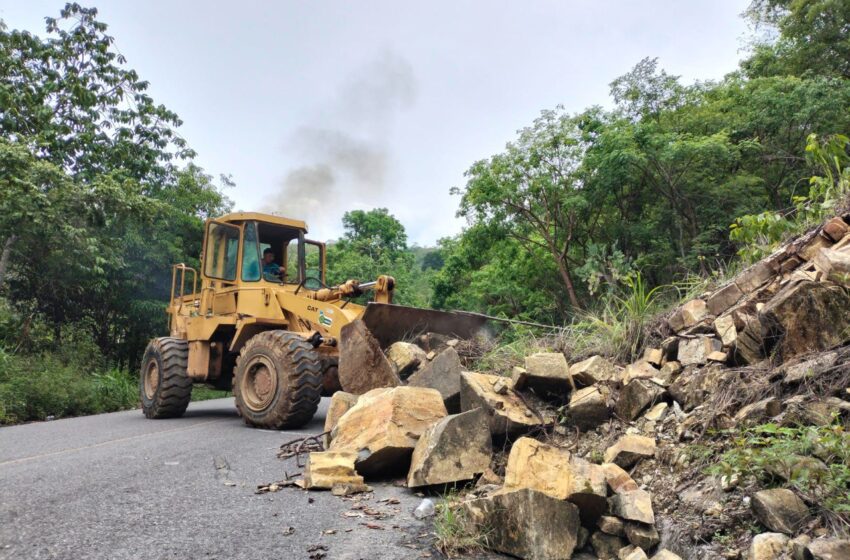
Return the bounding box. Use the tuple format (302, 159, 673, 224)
(262, 248, 284, 281)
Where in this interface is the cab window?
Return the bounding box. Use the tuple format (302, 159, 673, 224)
(241, 222, 261, 281)
(205, 222, 240, 281)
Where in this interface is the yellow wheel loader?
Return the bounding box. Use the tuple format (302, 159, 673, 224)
(140, 212, 487, 429)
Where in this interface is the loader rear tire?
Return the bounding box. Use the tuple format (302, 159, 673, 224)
(140, 337, 192, 419)
(234, 330, 322, 429)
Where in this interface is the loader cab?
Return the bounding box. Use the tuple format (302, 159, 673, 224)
(201, 212, 326, 290)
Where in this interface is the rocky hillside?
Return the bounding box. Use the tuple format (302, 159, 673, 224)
(279, 214, 850, 560)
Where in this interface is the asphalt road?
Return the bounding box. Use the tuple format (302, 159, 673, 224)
(0, 398, 440, 560)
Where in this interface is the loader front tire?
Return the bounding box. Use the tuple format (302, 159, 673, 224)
(140, 337, 192, 419)
(234, 330, 322, 429)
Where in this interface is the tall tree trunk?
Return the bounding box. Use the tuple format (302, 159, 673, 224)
(0, 234, 18, 288)
(554, 255, 581, 310)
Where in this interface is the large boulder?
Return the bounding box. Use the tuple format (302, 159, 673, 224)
(604, 435, 656, 469)
(385, 341, 427, 378)
(571, 355, 619, 385)
(464, 488, 581, 560)
(303, 451, 364, 490)
(459, 371, 543, 435)
(337, 320, 401, 394)
(407, 347, 463, 413)
(707, 282, 744, 316)
(751, 488, 809, 535)
(323, 391, 359, 448)
(616, 379, 665, 421)
(567, 386, 612, 430)
(501, 437, 607, 521)
(329, 386, 447, 475)
(407, 408, 492, 487)
(516, 352, 574, 392)
(759, 280, 850, 361)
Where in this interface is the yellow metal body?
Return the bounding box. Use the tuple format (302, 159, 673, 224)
(167, 213, 393, 384)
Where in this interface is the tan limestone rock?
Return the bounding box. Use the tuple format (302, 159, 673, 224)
(604, 435, 656, 468)
(407, 347, 463, 413)
(622, 360, 660, 385)
(677, 336, 722, 366)
(813, 247, 850, 286)
(502, 437, 607, 521)
(519, 352, 575, 392)
(751, 488, 809, 534)
(823, 217, 849, 242)
(570, 355, 619, 385)
(643, 402, 668, 422)
(323, 391, 359, 448)
(568, 385, 612, 430)
(643, 348, 663, 367)
(707, 282, 744, 316)
(591, 531, 629, 560)
(303, 451, 364, 490)
(807, 538, 850, 560)
(759, 280, 850, 361)
(625, 522, 660, 550)
(407, 407, 492, 487)
(619, 546, 649, 560)
(598, 515, 626, 536)
(385, 341, 427, 378)
(714, 314, 737, 346)
(610, 489, 655, 524)
(463, 488, 581, 560)
(733, 397, 782, 425)
(338, 320, 401, 394)
(650, 551, 683, 560)
(616, 379, 665, 421)
(668, 299, 708, 332)
(603, 462, 639, 494)
(329, 386, 447, 475)
(459, 371, 543, 435)
(749, 532, 789, 560)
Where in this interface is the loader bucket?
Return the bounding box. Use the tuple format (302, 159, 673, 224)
(359, 302, 491, 349)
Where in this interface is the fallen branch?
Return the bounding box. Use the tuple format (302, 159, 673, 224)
(277, 431, 329, 466)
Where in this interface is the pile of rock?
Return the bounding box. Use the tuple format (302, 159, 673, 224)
(302, 325, 679, 559)
(660, 215, 850, 370)
(291, 215, 850, 559)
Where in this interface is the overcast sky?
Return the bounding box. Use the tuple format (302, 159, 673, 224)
(2, 1, 752, 245)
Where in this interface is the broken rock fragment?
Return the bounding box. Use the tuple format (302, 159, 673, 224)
(303, 451, 364, 490)
(385, 341, 427, 378)
(677, 336, 722, 366)
(751, 488, 809, 535)
(814, 247, 850, 286)
(459, 371, 542, 435)
(622, 360, 659, 385)
(323, 391, 359, 448)
(733, 397, 781, 425)
(807, 538, 850, 560)
(616, 378, 665, 421)
(598, 515, 626, 536)
(407, 347, 463, 413)
(329, 386, 447, 476)
(518, 352, 574, 392)
(624, 522, 660, 550)
(337, 320, 400, 394)
(464, 488, 580, 560)
(570, 355, 619, 385)
(610, 489, 655, 524)
(602, 462, 639, 494)
(501, 437, 607, 521)
(591, 531, 629, 560)
(668, 299, 708, 332)
(649, 551, 682, 560)
(619, 545, 649, 560)
(407, 407, 492, 487)
(749, 532, 789, 560)
(604, 435, 656, 469)
(759, 280, 850, 361)
(568, 385, 612, 430)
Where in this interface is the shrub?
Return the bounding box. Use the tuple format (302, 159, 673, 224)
(0, 350, 138, 424)
(707, 421, 850, 529)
